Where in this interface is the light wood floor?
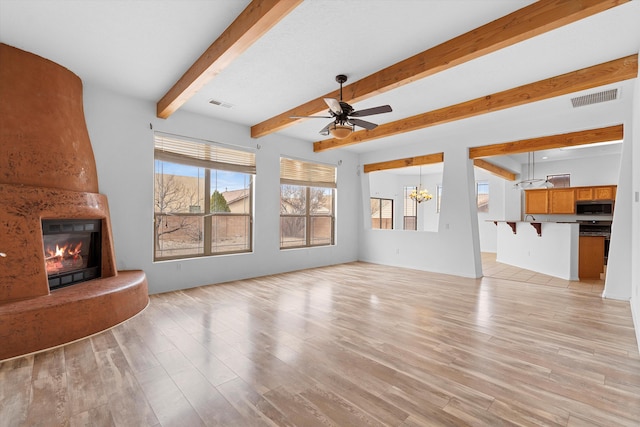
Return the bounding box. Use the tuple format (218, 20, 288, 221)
(481, 252, 606, 294)
(1, 257, 639, 426)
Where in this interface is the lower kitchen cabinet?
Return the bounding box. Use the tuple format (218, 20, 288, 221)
(579, 235, 605, 279)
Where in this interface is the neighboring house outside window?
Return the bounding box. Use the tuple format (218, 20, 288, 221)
(371, 198, 393, 229)
(153, 132, 255, 261)
(403, 186, 417, 230)
(280, 157, 336, 249)
(476, 181, 489, 213)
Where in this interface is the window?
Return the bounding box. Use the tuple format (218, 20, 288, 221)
(280, 157, 336, 248)
(371, 198, 393, 229)
(154, 133, 255, 261)
(547, 173, 570, 188)
(476, 181, 489, 213)
(403, 186, 417, 230)
(436, 184, 443, 213)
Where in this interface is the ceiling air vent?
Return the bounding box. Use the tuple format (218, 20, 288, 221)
(208, 99, 233, 108)
(571, 88, 618, 108)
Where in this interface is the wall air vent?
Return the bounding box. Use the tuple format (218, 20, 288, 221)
(208, 99, 233, 108)
(571, 88, 618, 108)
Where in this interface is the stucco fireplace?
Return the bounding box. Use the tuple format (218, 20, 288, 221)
(0, 43, 149, 360)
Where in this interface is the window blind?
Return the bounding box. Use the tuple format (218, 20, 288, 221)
(280, 157, 336, 188)
(154, 132, 255, 174)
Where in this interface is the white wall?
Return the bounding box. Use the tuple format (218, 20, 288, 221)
(83, 83, 360, 294)
(521, 153, 621, 188)
(474, 168, 508, 253)
(631, 74, 640, 352)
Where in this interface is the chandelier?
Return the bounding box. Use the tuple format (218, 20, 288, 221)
(513, 152, 553, 189)
(410, 166, 433, 203)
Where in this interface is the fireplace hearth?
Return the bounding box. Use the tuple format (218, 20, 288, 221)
(42, 219, 101, 289)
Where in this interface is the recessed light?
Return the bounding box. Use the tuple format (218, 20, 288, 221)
(542, 156, 548, 160)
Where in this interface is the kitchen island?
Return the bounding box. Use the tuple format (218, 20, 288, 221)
(493, 220, 579, 280)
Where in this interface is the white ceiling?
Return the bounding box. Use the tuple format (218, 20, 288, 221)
(1, 0, 638, 170)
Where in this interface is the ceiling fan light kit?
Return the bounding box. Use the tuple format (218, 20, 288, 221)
(328, 123, 353, 139)
(293, 74, 392, 138)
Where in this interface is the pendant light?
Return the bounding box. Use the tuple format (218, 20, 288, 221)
(514, 152, 553, 189)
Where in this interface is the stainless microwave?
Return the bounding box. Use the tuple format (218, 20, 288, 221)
(576, 200, 614, 215)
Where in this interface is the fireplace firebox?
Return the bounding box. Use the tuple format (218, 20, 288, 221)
(42, 219, 101, 289)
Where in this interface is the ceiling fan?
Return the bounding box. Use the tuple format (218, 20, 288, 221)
(292, 74, 392, 139)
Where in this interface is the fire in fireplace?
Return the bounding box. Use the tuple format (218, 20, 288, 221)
(42, 219, 102, 290)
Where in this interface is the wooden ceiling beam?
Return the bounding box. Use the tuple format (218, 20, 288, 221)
(157, 0, 302, 119)
(363, 153, 444, 174)
(473, 159, 517, 181)
(251, 0, 628, 138)
(468, 124, 624, 158)
(314, 55, 637, 152)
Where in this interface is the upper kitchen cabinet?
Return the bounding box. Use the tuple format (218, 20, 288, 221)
(548, 188, 575, 214)
(525, 189, 549, 214)
(575, 185, 616, 201)
(525, 188, 574, 214)
(525, 185, 617, 215)
(593, 186, 616, 200)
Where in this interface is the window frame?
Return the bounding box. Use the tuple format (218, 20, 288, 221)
(476, 180, 489, 213)
(370, 197, 394, 229)
(546, 173, 570, 188)
(280, 158, 336, 249)
(153, 133, 255, 261)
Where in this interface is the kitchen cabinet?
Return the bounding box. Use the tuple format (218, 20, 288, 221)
(593, 186, 616, 200)
(575, 185, 616, 201)
(548, 188, 575, 214)
(525, 189, 548, 214)
(579, 235, 605, 279)
(525, 185, 616, 215)
(575, 187, 593, 201)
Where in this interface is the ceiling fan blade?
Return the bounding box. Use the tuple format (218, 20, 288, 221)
(318, 122, 332, 136)
(324, 98, 342, 115)
(350, 105, 392, 117)
(348, 118, 378, 130)
(290, 115, 332, 119)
